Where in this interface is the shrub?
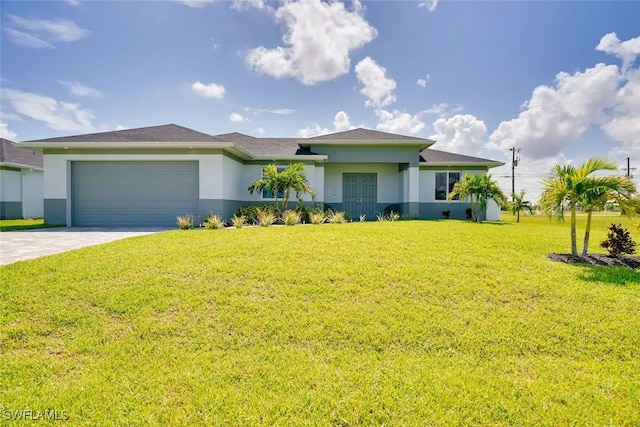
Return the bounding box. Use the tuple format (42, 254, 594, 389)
(600, 223, 637, 258)
(176, 214, 193, 230)
(359, 214, 366, 222)
(237, 204, 279, 224)
(377, 213, 387, 222)
(442, 210, 451, 219)
(203, 213, 225, 229)
(465, 208, 473, 220)
(231, 215, 246, 229)
(310, 212, 326, 225)
(388, 211, 400, 221)
(283, 210, 301, 226)
(327, 211, 346, 224)
(257, 209, 276, 227)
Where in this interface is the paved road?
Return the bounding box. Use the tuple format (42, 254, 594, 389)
(0, 227, 168, 265)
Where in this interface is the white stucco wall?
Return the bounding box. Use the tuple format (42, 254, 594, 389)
(324, 163, 401, 204)
(0, 170, 22, 202)
(486, 200, 501, 221)
(22, 170, 44, 218)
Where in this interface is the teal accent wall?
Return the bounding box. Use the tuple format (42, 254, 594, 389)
(310, 146, 419, 166)
(44, 199, 67, 225)
(0, 201, 22, 219)
(418, 202, 485, 220)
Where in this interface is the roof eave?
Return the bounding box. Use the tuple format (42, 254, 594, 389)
(305, 139, 435, 149)
(251, 155, 328, 162)
(420, 161, 505, 168)
(0, 162, 44, 171)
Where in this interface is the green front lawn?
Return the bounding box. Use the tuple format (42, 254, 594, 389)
(1, 214, 639, 425)
(0, 219, 64, 231)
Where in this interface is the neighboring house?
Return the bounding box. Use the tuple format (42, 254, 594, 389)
(0, 138, 44, 220)
(18, 124, 504, 227)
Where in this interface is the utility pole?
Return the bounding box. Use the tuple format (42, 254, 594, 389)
(622, 157, 635, 178)
(509, 147, 520, 200)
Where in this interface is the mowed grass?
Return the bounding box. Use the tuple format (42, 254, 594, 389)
(1, 214, 639, 425)
(0, 218, 64, 232)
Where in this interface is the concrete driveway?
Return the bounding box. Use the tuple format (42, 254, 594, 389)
(0, 227, 168, 265)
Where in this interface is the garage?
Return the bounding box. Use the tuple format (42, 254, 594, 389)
(71, 161, 199, 227)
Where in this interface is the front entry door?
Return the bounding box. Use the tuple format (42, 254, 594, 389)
(343, 173, 377, 219)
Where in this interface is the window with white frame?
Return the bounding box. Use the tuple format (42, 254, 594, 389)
(261, 166, 287, 199)
(435, 172, 460, 200)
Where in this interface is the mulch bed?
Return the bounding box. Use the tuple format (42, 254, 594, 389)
(548, 253, 640, 270)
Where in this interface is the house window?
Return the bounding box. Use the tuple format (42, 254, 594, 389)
(435, 172, 460, 200)
(261, 166, 287, 199)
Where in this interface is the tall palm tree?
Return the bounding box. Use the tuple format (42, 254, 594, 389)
(539, 157, 629, 256)
(509, 190, 534, 222)
(579, 175, 636, 255)
(248, 163, 315, 211)
(448, 173, 506, 222)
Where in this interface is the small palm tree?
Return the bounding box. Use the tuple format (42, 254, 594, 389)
(579, 175, 636, 255)
(539, 157, 634, 256)
(509, 190, 534, 223)
(248, 163, 315, 211)
(448, 173, 506, 222)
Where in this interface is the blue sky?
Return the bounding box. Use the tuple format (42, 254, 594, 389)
(1, 0, 639, 198)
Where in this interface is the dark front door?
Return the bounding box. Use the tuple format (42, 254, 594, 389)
(342, 173, 377, 220)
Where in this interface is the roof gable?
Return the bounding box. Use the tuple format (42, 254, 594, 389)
(24, 124, 224, 143)
(420, 148, 504, 166)
(308, 128, 431, 142)
(0, 138, 43, 168)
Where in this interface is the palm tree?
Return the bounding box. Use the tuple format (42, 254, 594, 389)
(448, 173, 507, 222)
(248, 163, 315, 211)
(509, 190, 534, 223)
(538, 157, 632, 256)
(579, 175, 636, 255)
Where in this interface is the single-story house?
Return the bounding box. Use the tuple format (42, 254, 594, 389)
(17, 124, 504, 227)
(0, 138, 44, 220)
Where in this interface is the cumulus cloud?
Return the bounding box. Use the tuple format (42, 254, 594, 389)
(191, 81, 226, 99)
(2, 89, 95, 133)
(115, 125, 128, 131)
(231, 0, 272, 12)
(59, 81, 102, 97)
(417, 76, 430, 88)
(418, 0, 438, 12)
(5, 15, 89, 48)
(255, 126, 265, 134)
(596, 32, 640, 72)
(429, 114, 488, 156)
(488, 63, 620, 159)
(602, 67, 640, 156)
(375, 109, 425, 135)
(181, 0, 216, 7)
(355, 57, 397, 108)
(0, 123, 18, 140)
(297, 110, 353, 137)
(420, 103, 463, 117)
(229, 112, 248, 123)
(245, 0, 377, 85)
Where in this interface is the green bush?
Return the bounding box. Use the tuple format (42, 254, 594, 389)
(176, 214, 193, 230)
(204, 213, 225, 229)
(237, 204, 280, 224)
(310, 212, 326, 225)
(231, 215, 246, 229)
(327, 211, 347, 224)
(257, 209, 276, 227)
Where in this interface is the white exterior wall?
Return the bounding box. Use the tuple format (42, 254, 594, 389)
(0, 170, 22, 201)
(486, 200, 501, 221)
(221, 155, 245, 200)
(324, 163, 401, 204)
(22, 170, 44, 218)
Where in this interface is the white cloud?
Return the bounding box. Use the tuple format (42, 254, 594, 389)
(355, 57, 397, 108)
(429, 114, 488, 156)
(416, 76, 430, 88)
(245, 0, 377, 85)
(181, 0, 216, 7)
(333, 110, 351, 131)
(5, 15, 89, 48)
(375, 109, 425, 135)
(488, 63, 620, 159)
(59, 81, 102, 97)
(191, 81, 226, 99)
(596, 32, 640, 71)
(418, 0, 438, 12)
(2, 89, 95, 133)
(602, 67, 640, 157)
(245, 106, 295, 115)
(0, 123, 18, 140)
(297, 110, 353, 137)
(255, 126, 265, 134)
(420, 103, 463, 117)
(115, 125, 128, 131)
(231, 0, 272, 12)
(229, 112, 248, 123)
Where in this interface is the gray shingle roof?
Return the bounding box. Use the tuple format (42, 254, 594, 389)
(0, 138, 43, 168)
(308, 128, 430, 142)
(420, 148, 503, 165)
(213, 133, 317, 156)
(24, 124, 224, 143)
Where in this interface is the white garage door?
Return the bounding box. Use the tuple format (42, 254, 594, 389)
(72, 161, 199, 226)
